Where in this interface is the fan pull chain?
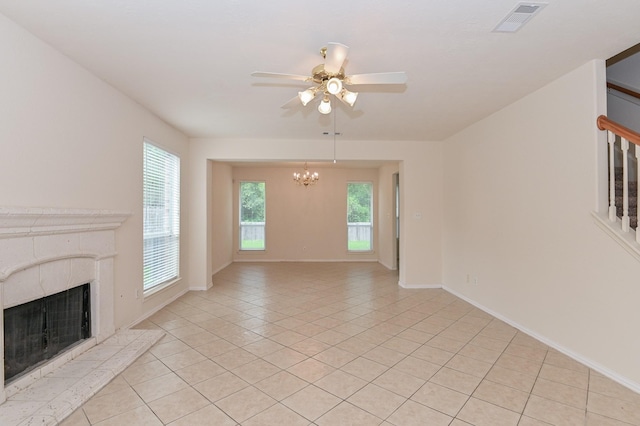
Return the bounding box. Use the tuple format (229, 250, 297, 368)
(333, 109, 337, 163)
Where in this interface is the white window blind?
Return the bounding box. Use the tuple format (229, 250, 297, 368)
(143, 141, 180, 291)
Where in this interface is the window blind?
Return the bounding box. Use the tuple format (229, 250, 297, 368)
(143, 141, 180, 291)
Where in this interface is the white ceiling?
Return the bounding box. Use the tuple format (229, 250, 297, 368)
(1, 0, 640, 142)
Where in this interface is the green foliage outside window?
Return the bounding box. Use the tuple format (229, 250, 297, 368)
(347, 183, 372, 222)
(240, 181, 265, 250)
(240, 182, 265, 222)
(347, 182, 373, 251)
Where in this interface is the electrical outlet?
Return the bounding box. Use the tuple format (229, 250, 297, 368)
(474, 277, 479, 285)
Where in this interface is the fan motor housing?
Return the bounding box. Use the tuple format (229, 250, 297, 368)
(311, 64, 345, 84)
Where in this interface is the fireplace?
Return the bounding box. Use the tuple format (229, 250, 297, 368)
(0, 207, 130, 403)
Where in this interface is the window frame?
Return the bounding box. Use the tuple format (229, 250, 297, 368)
(347, 181, 374, 252)
(239, 180, 266, 251)
(142, 139, 181, 293)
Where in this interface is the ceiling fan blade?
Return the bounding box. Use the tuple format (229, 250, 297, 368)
(280, 95, 302, 109)
(346, 72, 408, 85)
(324, 42, 349, 74)
(251, 71, 310, 82)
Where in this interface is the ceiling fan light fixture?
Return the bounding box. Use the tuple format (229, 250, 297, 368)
(252, 42, 407, 115)
(318, 96, 332, 114)
(340, 89, 358, 107)
(298, 88, 316, 106)
(326, 77, 343, 95)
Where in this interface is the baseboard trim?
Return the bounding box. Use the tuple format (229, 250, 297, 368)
(212, 261, 232, 276)
(592, 211, 640, 263)
(125, 288, 189, 329)
(378, 260, 396, 270)
(189, 283, 211, 291)
(398, 282, 443, 289)
(443, 285, 640, 394)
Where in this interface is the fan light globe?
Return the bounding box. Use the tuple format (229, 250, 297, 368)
(318, 97, 332, 114)
(298, 89, 315, 106)
(326, 77, 343, 95)
(341, 90, 358, 107)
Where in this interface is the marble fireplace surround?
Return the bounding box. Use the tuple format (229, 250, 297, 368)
(0, 207, 131, 404)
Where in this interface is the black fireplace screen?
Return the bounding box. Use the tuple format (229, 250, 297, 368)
(4, 283, 90, 383)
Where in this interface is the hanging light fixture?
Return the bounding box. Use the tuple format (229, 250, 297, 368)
(326, 77, 343, 95)
(318, 95, 332, 115)
(338, 89, 358, 107)
(293, 162, 319, 187)
(298, 87, 318, 106)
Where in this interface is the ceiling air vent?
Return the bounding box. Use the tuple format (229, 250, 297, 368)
(493, 2, 547, 33)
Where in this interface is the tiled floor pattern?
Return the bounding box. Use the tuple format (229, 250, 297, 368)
(60, 262, 640, 425)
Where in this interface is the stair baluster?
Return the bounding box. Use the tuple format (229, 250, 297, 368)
(622, 138, 630, 232)
(608, 130, 617, 222)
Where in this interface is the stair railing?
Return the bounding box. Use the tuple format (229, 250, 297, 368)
(597, 115, 640, 239)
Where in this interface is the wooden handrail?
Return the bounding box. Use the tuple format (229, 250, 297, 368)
(597, 115, 640, 147)
(607, 82, 640, 101)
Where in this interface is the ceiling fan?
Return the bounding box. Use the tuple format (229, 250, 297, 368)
(251, 42, 407, 115)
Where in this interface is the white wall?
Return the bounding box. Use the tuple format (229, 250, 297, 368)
(377, 163, 400, 270)
(0, 14, 190, 328)
(187, 139, 443, 289)
(231, 165, 379, 262)
(443, 60, 640, 389)
(211, 161, 234, 276)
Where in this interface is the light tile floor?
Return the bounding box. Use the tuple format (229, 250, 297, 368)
(0, 329, 164, 425)
(60, 262, 640, 425)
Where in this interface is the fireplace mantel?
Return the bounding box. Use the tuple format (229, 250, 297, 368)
(0, 207, 131, 238)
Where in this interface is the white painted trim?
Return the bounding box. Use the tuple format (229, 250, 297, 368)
(126, 287, 190, 329)
(211, 261, 233, 277)
(444, 285, 640, 394)
(0, 207, 131, 238)
(143, 277, 183, 299)
(378, 260, 396, 270)
(591, 211, 640, 262)
(189, 283, 211, 291)
(398, 281, 443, 289)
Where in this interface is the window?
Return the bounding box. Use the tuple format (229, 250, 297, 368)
(239, 181, 266, 250)
(347, 182, 373, 251)
(143, 141, 180, 291)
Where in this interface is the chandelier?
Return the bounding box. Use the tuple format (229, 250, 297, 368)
(293, 162, 319, 187)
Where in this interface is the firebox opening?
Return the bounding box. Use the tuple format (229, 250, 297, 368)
(4, 283, 91, 383)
